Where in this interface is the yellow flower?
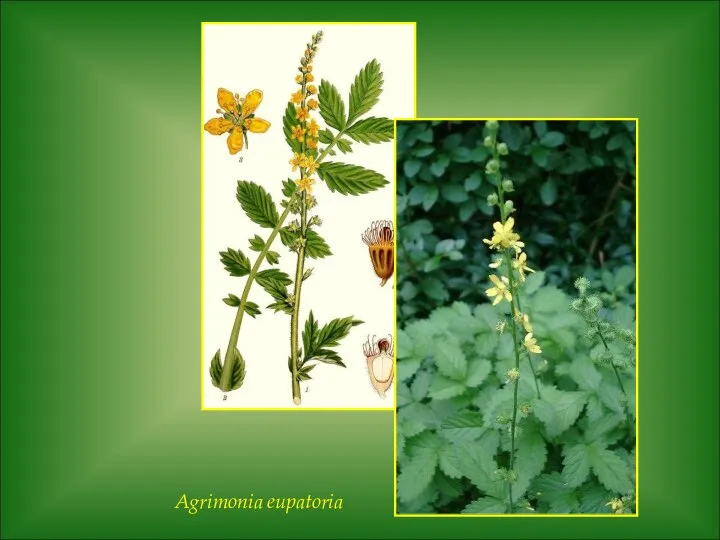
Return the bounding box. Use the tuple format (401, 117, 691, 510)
(204, 88, 270, 155)
(486, 274, 512, 306)
(306, 73, 315, 82)
(482, 217, 525, 252)
(606, 498, 624, 514)
(295, 75, 303, 84)
(307, 84, 317, 94)
(515, 312, 533, 333)
(291, 125, 305, 142)
(295, 176, 315, 194)
(524, 333, 542, 354)
(295, 107, 310, 121)
(513, 251, 535, 281)
(289, 153, 304, 172)
(307, 119, 320, 138)
(307, 99, 319, 110)
(306, 138, 318, 150)
(291, 91, 304, 105)
(304, 155, 319, 174)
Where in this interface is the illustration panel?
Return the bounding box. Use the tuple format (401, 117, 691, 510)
(202, 23, 415, 409)
(394, 119, 637, 515)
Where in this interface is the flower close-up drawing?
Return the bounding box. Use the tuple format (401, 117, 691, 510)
(204, 88, 270, 154)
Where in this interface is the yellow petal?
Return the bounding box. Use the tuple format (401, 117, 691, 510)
(489, 274, 502, 286)
(227, 127, 244, 154)
(245, 117, 271, 133)
(505, 217, 515, 230)
(204, 117, 234, 135)
(492, 295, 502, 306)
(493, 221, 503, 232)
(217, 88, 237, 113)
(242, 90, 263, 117)
(486, 287, 498, 296)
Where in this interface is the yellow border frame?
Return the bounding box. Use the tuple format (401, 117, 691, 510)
(392, 117, 639, 518)
(200, 21, 418, 411)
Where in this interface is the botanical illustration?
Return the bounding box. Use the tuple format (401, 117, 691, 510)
(363, 334, 395, 398)
(362, 220, 395, 286)
(395, 120, 636, 514)
(204, 30, 396, 405)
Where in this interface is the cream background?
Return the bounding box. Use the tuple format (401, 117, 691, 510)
(202, 23, 414, 409)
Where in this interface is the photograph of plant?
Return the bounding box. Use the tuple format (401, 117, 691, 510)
(395, 119, 636, 514)
(203, 27, 401, 407)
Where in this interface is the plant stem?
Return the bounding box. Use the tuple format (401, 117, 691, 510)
(597, 329, 633, 438)
(218, 201, 295, 391)
(490, 139, 523, 515)
(289, 191, 308, 405)
(286, 123, 345, 404)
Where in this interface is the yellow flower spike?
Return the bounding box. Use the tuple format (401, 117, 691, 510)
(295, 107, 310, 122)
(304, 155, 319, 175)
(307, 99, 319, 110)
(291, 91, 304, 105)
(295, 176, 315, 194)
(513, 251, 535, 281)
(524, 333, 542, 354)
(289, 153, 304, 172)
(515, 312, 533, 333)
(291, 125, 306, 142)
(486, 274, 512, 306)
(307, 119, 320, 138)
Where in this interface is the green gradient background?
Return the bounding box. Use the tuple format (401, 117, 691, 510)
(1, 1, 717, 539)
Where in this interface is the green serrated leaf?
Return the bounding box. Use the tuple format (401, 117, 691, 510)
(562, 443, 591, 488)
(587, 442, 633, 494)
(282, 178, 297, 198)
(280, 228, 333, 259)
(243, 301, 261, 318)
(219, 248, 251, 277)
(283, 102, 302, 153)
(513, 426, 548, 501)
(434, 339, 467, 381)
(318, 162, 389, 196)
(466, 359, 492, 387)
(223, 293, 241, 307)
(256, 269, 293, 287)
(209, 349, 222, 387)
(533, 472, 580, 513)
(319, 129, 334, 144)
(236, 181, 279, 229)
(249, 234, 265, 252)
(266, 250, 280, 265)
(347, 59, 383, 124)
(318, 80, 346, 130)
(462, 497, 506, 514)
(346, 117, 394, 144)
(440, 410, 485, 443)
(229, 348, 246, 390)
(336, 137, 353, 154)
(398, 444, 439, 502)
(428, 375, 466, 400)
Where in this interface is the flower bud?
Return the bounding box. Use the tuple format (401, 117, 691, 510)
(502, 178, 514, 192)
(598, 350, 614, 364)
(574, 277, 591, 293)
(497, 142, 509, 155)
(487, 193, 499, 206)
(483, 135, 493, 148)
(571, 298, 585, 312)
(485, 159, 500, 174)
(485, 120, 499, 132)
(506, 367, 520, 383)
(504, 200, 514, 214)
(586, 295, 603, 312)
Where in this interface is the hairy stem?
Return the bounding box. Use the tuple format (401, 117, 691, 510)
(598, 329, 633, 439)
(514, 293, 542, 399)
(218, 201, 295, 391)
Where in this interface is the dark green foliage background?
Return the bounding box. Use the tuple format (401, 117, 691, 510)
(397, 120, 636, 323)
